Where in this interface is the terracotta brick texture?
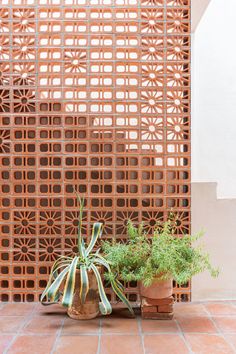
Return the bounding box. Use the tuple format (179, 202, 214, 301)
(141, 296, 174, 319)
(0, 0, 191, 302)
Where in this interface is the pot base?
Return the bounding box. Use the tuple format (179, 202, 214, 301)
(67, 270, 100, 320)
(67, 305, 99, 320)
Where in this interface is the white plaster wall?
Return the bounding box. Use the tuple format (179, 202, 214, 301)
(191, 0, 211, 32)
(192, 0, 236, 198)
(191, 183, 236, 301)
(192, 0, 236, 300)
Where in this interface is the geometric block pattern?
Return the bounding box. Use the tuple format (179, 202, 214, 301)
(0, 0, 191, 302)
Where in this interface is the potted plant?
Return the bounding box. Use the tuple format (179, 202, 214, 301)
(103, 216, 219, 302)
(40, 194, 134, 319)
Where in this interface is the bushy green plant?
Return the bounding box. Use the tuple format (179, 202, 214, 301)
(41, 194, 133, 315)
(103, 217, 219, 287)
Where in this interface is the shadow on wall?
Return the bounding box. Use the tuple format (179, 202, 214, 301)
(192, 182, 236, 300)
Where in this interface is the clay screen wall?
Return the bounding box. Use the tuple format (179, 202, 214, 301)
(0, 0, 191, 302)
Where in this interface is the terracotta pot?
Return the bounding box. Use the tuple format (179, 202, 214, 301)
(67, 269, 100, 320)
(139, 277, 173, 299)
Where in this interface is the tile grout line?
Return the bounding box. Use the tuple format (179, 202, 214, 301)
(4, 303, 38, 354)
(203, 305, 236, 353)
(50, 317, 65, 354)
(175, 318, 194, 354)
(137, 316, 146, 354)
(96, 317, 102, 354)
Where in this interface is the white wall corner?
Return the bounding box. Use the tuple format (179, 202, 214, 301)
(191, 0, 212, 32)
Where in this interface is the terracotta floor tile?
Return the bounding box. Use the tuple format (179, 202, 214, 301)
(100, 335, 143, 354)
(175, 303, 208, 317)
(213, 317, 236, 333)
(144, 334, 189, 354)
(101, 317, 139, 333)
(185, 334, 234, 354)
(7, 335, 56, 354)
(224, 334, 236, 350)
(22, 316, 63, 334)
(62, 317, 100, 334)
(55, 335, 98, 354)
(204, 302, 236, 316)
(0, 317, 24, 334)
(0, 303, 35, 316)
(33, 303, 67, 316)
(141, 319, 179, 333)
(177, 316, 217, 333)
(0, 335, 13, 352)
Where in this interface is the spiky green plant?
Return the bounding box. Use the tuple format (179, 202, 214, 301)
(40, 194, 134, 316)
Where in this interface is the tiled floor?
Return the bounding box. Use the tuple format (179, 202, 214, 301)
(1, 301, 236, 354)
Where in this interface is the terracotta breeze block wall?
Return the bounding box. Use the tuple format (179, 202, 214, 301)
(0, 0, 191, 302)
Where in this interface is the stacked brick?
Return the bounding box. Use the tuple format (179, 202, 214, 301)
(141, 296, 174, 320)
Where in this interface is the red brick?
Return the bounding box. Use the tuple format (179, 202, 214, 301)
(142, 312, 174, 320)
(142, 296, 174, 306)
(142, 305, 157, 313)
(158, 305, 173, 313)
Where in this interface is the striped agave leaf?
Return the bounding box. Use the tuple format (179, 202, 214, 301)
(62, 256, 79, 307)
(93, 255, 134, 316)
(74, 190, 85, 258)
(40, 256, 72, 304)
(80, 264, 89, 304)
(90, 264, 112, 315)
(40, 192, 134, 316)
(110, 278, 134, 316)
(85, 222, 103, 256)
(45, 266, 70, 303)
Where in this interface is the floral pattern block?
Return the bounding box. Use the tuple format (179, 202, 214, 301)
(65, 211, 87, 235)
(142, 211, 164, 234)
(13, 8, 35, 33)
(0, 63, 10, 86)
(0, 36, 10, 59)
(13, 36, 35, 60)
(142, 64, 164, 87)
(141, 90, 163, 114)
(13, 238, 36, 262)
(13, 63, 36, 86)
(141, 117, 163, 141)
(91, 211, 113, 235)
(13, 89, 36, 113)
(141, 9, 164, 34)
(39, 238, 61, 262)
(64, 238, 79, 258)
(0, 129, 10, 153)
(13, 211, 36, 235)
(0, 90, 10, 113)
(0, 9, 10, 33)
(116, 211, 139, 235)
(39, 211, 62, 235)
(167, 117, 189, 140)
(141, 37, 164, 61)
(65, 50, 87, 73)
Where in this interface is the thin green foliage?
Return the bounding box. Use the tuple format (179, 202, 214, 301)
(102, 216, 219, 287)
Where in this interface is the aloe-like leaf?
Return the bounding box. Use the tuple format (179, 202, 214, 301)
(90, 264, 112, 315)
(43, 266, 70, 303)
(80, 264, 89, 304)
(74, 191, 85, 258)
(111, 278, 134, 316)
(93, 256, 133, 315)
(62, 256, 79, 308)
(40, 257, 71, 304)
(86, 222, 103, 256)
(93, 255, 111, 271)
